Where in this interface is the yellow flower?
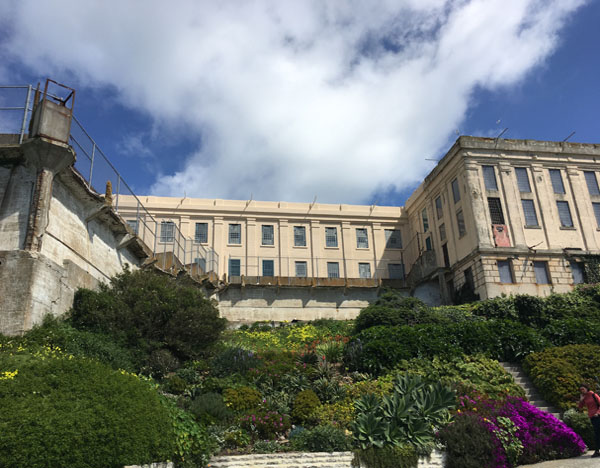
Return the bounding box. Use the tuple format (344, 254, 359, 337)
(0, 369, 18, 380)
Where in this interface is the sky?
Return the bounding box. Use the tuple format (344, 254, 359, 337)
(0, 0, 598, 207)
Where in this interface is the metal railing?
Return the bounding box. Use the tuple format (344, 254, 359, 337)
(0, 84, 219, 276)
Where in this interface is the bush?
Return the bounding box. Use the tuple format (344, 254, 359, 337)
(240, 410, 291, 440)
(0, 346, 174, 468)
(523, 344, 600, 410)
(290, 424, 351, 452)
(313, 400, 355, 429)
(354, 294, 429, 333)
(292, 389, 321, 424)
(188, 392, 233, 425)
(563, 408, 596, 451)
(211, 346, 262, 377)
(514, 294, 547, 327)
(352, 446, 418, 468)
(69, 268, 227, 365)
(163, 375, 187, 395)
(223, 386, 263, 413)
(542, 319, 600, 346)
(472, 295, 518, 321)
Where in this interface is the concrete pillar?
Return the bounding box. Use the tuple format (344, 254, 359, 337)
(464, 162, 493, 248)
(371, 223, 382, 278)
(530, 164, 552, 249)
(246, 218, 257, 276)
(498, 161, 527, 248)
(278, 219, 289, 276)
(310, 220, 321, 277)
(341, 221, 351, 278)
(213, 217, 225, 278)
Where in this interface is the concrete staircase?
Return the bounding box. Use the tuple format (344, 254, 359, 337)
(209, 452, 354, 468)
(500, 362, 561, 419)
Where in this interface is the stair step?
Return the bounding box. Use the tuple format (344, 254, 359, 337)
(210, 452, 354, 468)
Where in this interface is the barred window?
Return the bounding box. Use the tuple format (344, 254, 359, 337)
(482, 165, 498, 191)
(325, 227, 338, 247)
(557, 201, 574, 227)
(585, 171, 600, 196)
(422, 208, 429, 232)
(228, 259, 241, 277)
(261, 225, 274, 245)
(295, 261, 307, 278)
(497, 260, 514, 284)
(533, 261, 550, 284)
(425, 236, 433, 251)
(160, 221, 175, 243)
(358, 263, 371, 279)
(262, 259, 274, 277)
(452, 178, 461, 203)
(356, 228, 369, 248)
(456, 210, 466, 237)
(228, 224, 241, 244)
(388, 263, 405, 279)
(593, 203, 600, 228)
(195, 222, 208, 243)
(515, 168, 531, 193)
(549, 169, 565, 194)
(488, 197, 505, 225)
(127, 219, 138, 235)
(439, 223, 446, 241)
(435, 196, 443, 219)
(570, 261, 584, 284)
(385, 229, 402, 248)
(521, 199, 539, 227)
(194, 257, 206, 272)
(294, 226, 306, 246)
(327, 262, 340, 278)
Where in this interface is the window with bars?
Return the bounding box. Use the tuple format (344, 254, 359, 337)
(533, 261, 551, 284)
(229, 258, 241, 277)
(521, 199, 539, 226)
(195, 222, 208, 243)
(356, 228, 369, 248)
(549, 169, 565, 194)
(262, 225, 274, 245)
(160, 221, 175, 243)
(194, 257, 206, 272)
(388, 263, 405, 279)
(439, 223, 446, 241)
(325, 227, 338, 247)
(422, 208, 429, 232)
(327, 262, 340, 278)
(570, 261, 584, 284)
(425, 236, 433, 251)
(385, 229, 402, 248)
(452, 178, 461, 203)
(228, 224, 241, 244)
(456, 210, 466, 237)
(358, 263, 371, 279)
(593, 203, 600, 228)
(585, 171, 600, 196)
(294, 226, 306, 246)
(464, 267, 474, 290)
(127, 219, 138, 234)
(515, 167, 531, 192)
(482, 165, 498, 191)
(262, 259, 274, 276)
(557, 201, 574, 227)
(487, 197, 505, 224)
(497, 260, 514, 284)
(295, 261, 307, 278)
(435, 196, 443, 219)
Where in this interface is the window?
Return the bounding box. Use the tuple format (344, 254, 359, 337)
(262, 259, 274, 277)
(585, 171, 600, 196)
(435, 196, 443, 219)
(515, 168, 531, 192)
(488, 197, 505, 224)
(195, 222, 208, 243)
(262, 225, 274, 245)
(442, 243, 450, 268)
(464, 267, 474, 291)
(228, 258, 241, 277)
(521, 199, 539, 227)
(570, 261, 584, 284)
(593, 203, 600, 228)
(549, 169, 565, 194)
(358, 263, 371, 279)
(356, 228, 369, 248)
(439, 223, 446, 241)
(425, 236, 432, 251)
(482, 165, 498, 191)
(421, 208, 429, 232)
(497, 260, 514, 283)
(557, 201, 574, 227)
(160, 221, 175, 243)
(452, 178, 461, 203)
(388, 263, 405, 279)
(194, 257, 206, 272)
(127, 219, 138, 234)
(327, 262, 340, 278)
(295, 261, 307, 278)
(229, 224, 241, 244)
(456, 210, 466, 237)
(385, 229, 402, 248)
(533, 261, 550, 284)
(294, 226, 306, 247)
(325, 227, 338, 247)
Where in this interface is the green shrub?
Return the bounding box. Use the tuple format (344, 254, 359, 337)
(542, 319, 600, 346)
(188, 392, 233, 425)
(0, 347, 174, 468)
(223, 386, 263, 413)
(472, 295, 518, 321)
(146, 348, 180, 377)
(211, 346, 262, 377)
(354, 295, 429, 333)
(69, 268, 227, 365)
(315, 340, 345, 363)
(240, 410, 291, 440)
(252, 439, 282, 453)
(563, 409, 596, 450)
(514, 294, 547, 327)
(523, 344, 600, 410)
(352, 446, 418, 468)
(290, 424, 351, 452)
(220, 425, 252, 449)
(163, 375, 188, 395)
(292, 389, 321, 424)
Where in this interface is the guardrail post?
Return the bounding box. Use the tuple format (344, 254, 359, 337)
(89, 143, 96, 187)
(115, 176, 121, 211)
(19, 85, 32, 144)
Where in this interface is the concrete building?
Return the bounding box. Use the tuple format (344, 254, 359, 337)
(119, 136, 600, 309)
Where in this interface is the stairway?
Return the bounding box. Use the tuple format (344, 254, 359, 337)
(500, 362, 561, 419)
(209, 452, 354, 468)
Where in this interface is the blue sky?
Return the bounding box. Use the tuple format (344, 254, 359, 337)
(0, 0, 598, 207)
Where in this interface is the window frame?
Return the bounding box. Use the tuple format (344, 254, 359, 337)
(358, 262, 371, 279)
(228, 258, 241, 277)
(482, 165, 498, 191)
(497, 260, 514, 284)
(325, 227, 338, 248)
(388, 263, 404, 279)
(549, 169, 565, 194)
(488, 197, 505, 225)
(422, 208, 429, 232)
(515, 167, 532, 193)
(585, 171, 600, 196)
(435, 196, 443, 219)
(556, 201, 574, 228)
(262, 259, 275, 277)
(228, 223, 242, 245)
(384, 229, 402, 249)
(294, 226, 307, 247)
(327, 262, 340, 279)
(194, 222, 208, 244)
(356, 228, 369, 249)
(451, 178, 461, 203)
(160, 221, 175, 243)
(533, 261, 551, 285)
(456, 209, 466, 237)
(521, 199, 539, 227)
(295, 261, 308, 278)
(261, 224, 274, 246)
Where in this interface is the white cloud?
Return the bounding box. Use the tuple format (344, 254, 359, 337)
(0, 0, 587, 203)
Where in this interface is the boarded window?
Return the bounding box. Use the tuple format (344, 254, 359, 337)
(498, 260, 514, 283)
(533, 261, 550, 284)
(570, 261, 584, 284)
